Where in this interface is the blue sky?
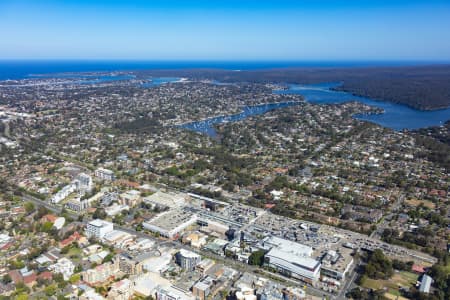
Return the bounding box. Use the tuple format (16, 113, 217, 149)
(1, 0, 450, 61)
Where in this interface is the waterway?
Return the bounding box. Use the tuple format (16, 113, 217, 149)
(179, 101, 302, 138)
(141, 77, 181, 87)
(275, 82, 450, 131)
(180, 82, 450, 138)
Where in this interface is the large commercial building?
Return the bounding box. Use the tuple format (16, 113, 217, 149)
(142, 209, 197, 239)
(261, 236, 321, 284)
(85, 219, 114, 239)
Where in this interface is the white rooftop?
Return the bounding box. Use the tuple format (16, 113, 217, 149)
(178, 249, 201, 259)
(262, 236, 313, 256)
(266, 247, 320, 270)
(89, 219, 113, 228)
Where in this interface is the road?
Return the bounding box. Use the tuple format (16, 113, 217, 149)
(338, 258, 361, 299)
(369, 193, 404, 239)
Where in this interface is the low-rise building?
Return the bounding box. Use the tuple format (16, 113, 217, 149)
(101, 192, 119, 207)
(419, 274, 433, 294)
(117, 253, 144, 275)
(341, 204, 383, 223)
(107, 278, 133, 300)
(192, 276, 215, 300)
(203, 238, 229, 256)
(66, 197, 92, 212)
(105, 203, 129, 216)
(156, 285, 194, 300)
(48, 257, 75, 280)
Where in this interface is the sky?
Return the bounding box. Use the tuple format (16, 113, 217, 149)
(1, 0, 450, 61)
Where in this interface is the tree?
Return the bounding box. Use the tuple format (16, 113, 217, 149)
(16, 294, 29, 300)
(363, 249, 393, 280)
(69, 274, 81, 284)
(53, 273, 65, 285)
(36, 206, 49, 219)
(1, 274, 11, 284)
(40, 221, 54, 233)
(347, 287, 367, 300)
(248, 250, 265, 266)
(74, 265, 83, 273)
(24, 202, 35, 214)
(10, 259, 25, 269)
(44, 284, 57, 296)
(102, 253, 114, 264)
(60, 245, 71, 254)
(93, 208, 107, 219)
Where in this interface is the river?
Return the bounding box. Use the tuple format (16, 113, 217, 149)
(181, 82, 450, 138)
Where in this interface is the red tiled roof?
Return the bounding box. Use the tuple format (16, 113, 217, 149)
(59, 231, 81, 248)
(23, 273, 37, 285)
(38, 271, 53, 281)
(0, 241, 13, 251)
(42, 214, 58, 223)
(8, 270, 22, 284)
(116, 180, 140, 188)
(273, 168, 288, 174)
(412, 264, 425, 273)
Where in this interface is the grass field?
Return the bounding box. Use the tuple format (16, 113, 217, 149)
(361, 271, 419, 299)
(67, 246, 83, 262)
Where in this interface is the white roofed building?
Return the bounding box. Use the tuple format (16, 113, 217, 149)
(142, 209, 197, 239)
(261, 236, 321, 284)
(85, 219, 114, 239)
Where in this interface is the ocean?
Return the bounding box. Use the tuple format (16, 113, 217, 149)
(0, 60, 440, 80)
